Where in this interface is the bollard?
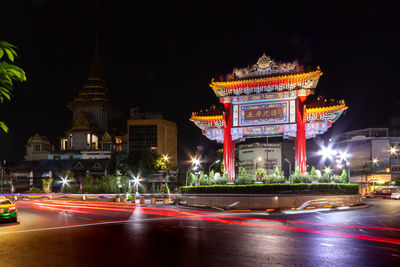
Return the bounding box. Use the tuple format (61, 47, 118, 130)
(150, 198, 156, 204)
(163, 198, 169, 205)
(82, 195, 86, 201)
(115, 196, 120, 202)
(140, 197, 145, 204)
(122, 197, 127, 203)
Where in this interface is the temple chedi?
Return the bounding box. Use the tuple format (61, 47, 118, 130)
(60, 33, 124, 156)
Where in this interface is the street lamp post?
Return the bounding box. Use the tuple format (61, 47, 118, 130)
(185, 166, 198, 186)
(208, 159, 220, 183)
(283, 157, 291, 182)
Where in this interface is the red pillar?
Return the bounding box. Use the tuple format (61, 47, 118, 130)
(223, 102, 235, 181)
(295, 96, 306, 174)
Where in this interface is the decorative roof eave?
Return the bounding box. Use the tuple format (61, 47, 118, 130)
(210, 70, 322, 90)
(190, 115, 224, 130)
(305, 104, 348, 114)
(190, 115, 223, 121)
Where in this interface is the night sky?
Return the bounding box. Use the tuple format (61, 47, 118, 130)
(1, 0, 400, 164)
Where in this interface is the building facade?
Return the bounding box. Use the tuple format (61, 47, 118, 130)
(127, 108, 177, 168)
(332, 128, 400, 183)
(236, 139, 295, 177)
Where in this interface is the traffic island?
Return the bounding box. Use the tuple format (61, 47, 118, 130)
(179, 183, 362, 210)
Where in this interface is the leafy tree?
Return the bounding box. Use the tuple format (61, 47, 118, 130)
(199, 171, 208, 185)
(240, 168, 248, 178)
(103, 175, 117, 193)
(150, 183, 156, 194)
(188, 172, 197, 186)
(119, 175, 130, 193)
(162, 183, 170, 194)
(154, 155, 169, 171)
(155, 185, 160, 193)
(82, 174, 94, 193)
(270, 166, 285, 183)
(42, 178, 53, 193)
(236, 168, 251, 185)
(394, 177, 400, 186)
(138, 184, 147, 194)
(340, 169, 349, 183)
(319, 172, 331, 183)
(0, 41, 26, 133)
(310, 166, 318, 182)
(209, 169, 215, 184)
(290, 168, 302, 183)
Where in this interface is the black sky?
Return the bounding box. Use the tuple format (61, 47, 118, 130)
(1, 0, 400, 163)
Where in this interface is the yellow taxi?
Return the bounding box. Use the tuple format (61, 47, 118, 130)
(0, 197, 17, 222)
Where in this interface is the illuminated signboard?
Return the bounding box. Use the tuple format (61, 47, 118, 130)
(233, 100, 295, 127)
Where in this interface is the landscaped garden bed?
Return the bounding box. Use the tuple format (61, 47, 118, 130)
(180, 183, 359, 195)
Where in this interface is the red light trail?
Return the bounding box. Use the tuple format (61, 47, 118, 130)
(18, 200, 400, 245)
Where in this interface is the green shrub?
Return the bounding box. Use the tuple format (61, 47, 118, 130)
(180, 183, 359, 195)
(25, 187, 43, 193)
(215, 176, 229, 185)
(319, 172, 331, 183)
(309, 166, 318, 182)
(199, 171, 208, 185)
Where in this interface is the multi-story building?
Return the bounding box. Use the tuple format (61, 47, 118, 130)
(127, 108, 177, 168)
(331, 128, 400, 183)
(236, 139, 294, 177)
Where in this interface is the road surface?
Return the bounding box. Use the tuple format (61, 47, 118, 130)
(0, 198, 399, 266)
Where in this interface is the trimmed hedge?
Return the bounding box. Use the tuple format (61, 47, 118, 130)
(180, 183, 359, 195)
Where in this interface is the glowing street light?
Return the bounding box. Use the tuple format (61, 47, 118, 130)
(390, 146, 397, 155)
(131, 175, 141, 198)
(192, 158, 200, 166)
(317, 143, 336, 164)
(60, 177, 69, 186)
(372, 158, 378, 165)
(163, 154, 169, 162)
(339, 151, 351, 162)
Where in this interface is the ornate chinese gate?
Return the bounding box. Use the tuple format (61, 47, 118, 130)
(191, 53, 347, 180)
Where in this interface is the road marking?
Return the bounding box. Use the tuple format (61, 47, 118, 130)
(0, 217, 179, 235)
(320, 243, 333, 247)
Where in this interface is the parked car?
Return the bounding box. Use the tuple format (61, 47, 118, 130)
(365, 187, 397, 199)
(0, 197, 17, 222)
(391, 192, 400, 200)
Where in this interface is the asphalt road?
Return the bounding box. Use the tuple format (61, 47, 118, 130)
(0, 198, 399, 267)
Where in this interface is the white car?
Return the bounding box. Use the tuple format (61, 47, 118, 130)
(391, 192, 400, 200)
